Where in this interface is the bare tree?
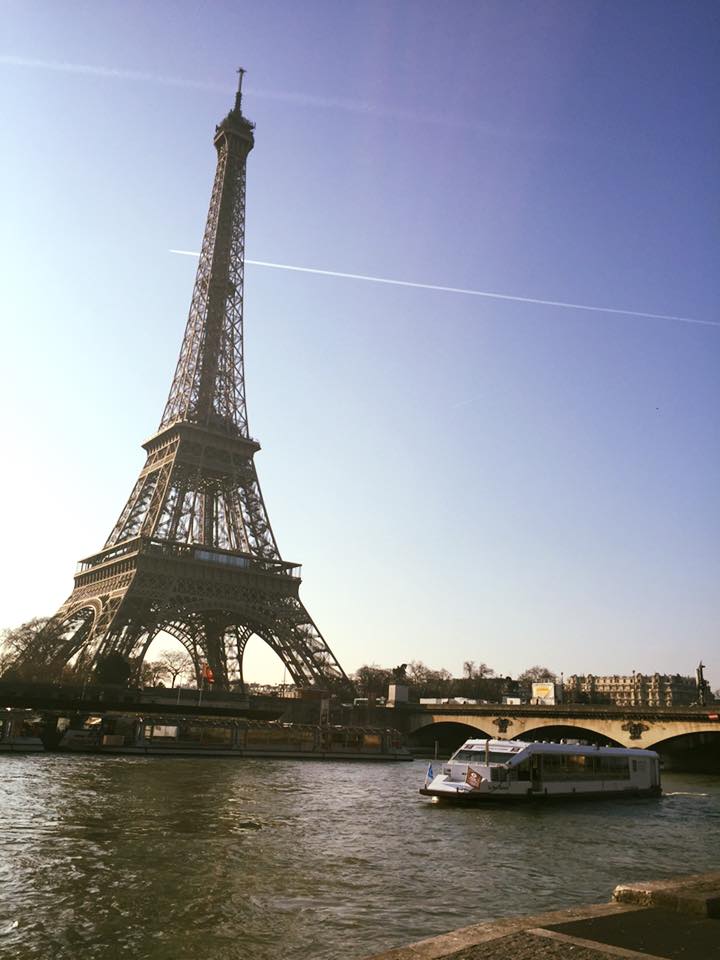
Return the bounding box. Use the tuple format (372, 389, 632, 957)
(406, 661, 453, 697)
(155, 649, 194, 688)
(139, 659, 167, 687)
(0, 646, 15, 676)
(353, 664, 393, 698)
(463, 660, 495, 680)
(518, 665, 556, 683)
(0, 617, 51, 678)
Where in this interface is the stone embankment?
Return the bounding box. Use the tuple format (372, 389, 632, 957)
(365, 872, 720, 960)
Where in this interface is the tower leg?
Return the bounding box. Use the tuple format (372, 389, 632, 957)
(199, 612, 230, 690)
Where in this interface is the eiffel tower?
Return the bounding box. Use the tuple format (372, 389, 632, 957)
(19, 72, 350, 693)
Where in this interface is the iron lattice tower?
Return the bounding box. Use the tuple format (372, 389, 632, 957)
(20, 73, 350, 692)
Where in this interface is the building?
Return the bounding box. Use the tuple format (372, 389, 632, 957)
(563, 672, 698, 707)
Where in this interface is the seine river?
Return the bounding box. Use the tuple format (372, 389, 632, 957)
(0, 756, 718, 960)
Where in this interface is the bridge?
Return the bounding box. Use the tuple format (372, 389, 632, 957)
(0, 680, 294, 723)
(2, 680, 718, 770)
(386, 702, 720, 770)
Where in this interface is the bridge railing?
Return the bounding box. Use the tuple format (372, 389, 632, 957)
(395, 701, 720, 722)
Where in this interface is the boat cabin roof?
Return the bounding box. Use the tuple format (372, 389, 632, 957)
(454, 738, 658, 762)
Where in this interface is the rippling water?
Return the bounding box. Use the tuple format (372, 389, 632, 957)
(0, 756, 718, 959)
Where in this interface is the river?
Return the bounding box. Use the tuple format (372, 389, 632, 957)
(0, 756, 718, 960)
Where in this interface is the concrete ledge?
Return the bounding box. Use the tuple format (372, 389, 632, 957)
(363, 902, 645, 959)
(613, 871, 720, 918)
(365, 872, 720, 960)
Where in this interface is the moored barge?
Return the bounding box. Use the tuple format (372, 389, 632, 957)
(0, 710, 44, 752)
(56, 714, 412, 761)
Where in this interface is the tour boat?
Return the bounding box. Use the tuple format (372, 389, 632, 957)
(420, 738, 661, 802)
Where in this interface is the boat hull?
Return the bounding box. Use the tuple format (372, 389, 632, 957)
(0, 740, 45, 753)
(419, 785, 662, 802)
(57, 743, 411, 761)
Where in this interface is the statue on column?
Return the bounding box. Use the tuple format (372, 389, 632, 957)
(696, 661, 707, 706)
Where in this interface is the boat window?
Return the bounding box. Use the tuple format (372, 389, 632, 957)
(490, 767, 508, 781)
(145, 724, 178, 739)
(596, 756, 631, 779)
(540, 753, 631, 781)
(515, 759, 530, 781)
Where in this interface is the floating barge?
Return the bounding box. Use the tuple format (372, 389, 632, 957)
(0, 710, 45, 753)
(2, 710, 412, 761)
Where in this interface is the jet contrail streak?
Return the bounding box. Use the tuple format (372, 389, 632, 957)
(0, 55, 512, 132)
(0, 56, 404, 119)
(0, 54, 225, 92)
(168, 250, 717, 328)
(0, 55, 357, 108)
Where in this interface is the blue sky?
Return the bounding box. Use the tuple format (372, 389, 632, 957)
(1, 1, 718, 686)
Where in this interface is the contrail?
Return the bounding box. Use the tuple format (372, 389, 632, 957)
(168, 250, 717, 328)
(0, 55, 519, 133)
(0, 56, 384, 115)
(0, 54, 226, 92)
(0, 55, 383, 114)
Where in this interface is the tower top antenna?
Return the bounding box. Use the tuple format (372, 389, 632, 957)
(235, 67, 246, 113)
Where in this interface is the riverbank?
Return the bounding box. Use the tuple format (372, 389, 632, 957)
(364, 872, 720, 959)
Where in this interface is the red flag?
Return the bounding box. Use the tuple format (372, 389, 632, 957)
(202, 662, 215, 683)
(465, 767, 483, 789)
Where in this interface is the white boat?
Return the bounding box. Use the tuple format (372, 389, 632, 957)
(420, 738, 661, 802)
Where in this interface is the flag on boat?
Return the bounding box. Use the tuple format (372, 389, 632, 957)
(465, 767, 483, 790)
(424, 762, 434, 785)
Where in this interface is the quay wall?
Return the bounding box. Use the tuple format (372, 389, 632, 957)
(363, 871, 720, 960)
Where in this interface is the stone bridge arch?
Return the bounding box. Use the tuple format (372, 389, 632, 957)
(644, 728, 720, 773)
(405, 710, 720, 756)
(408, 720, 492, 754)
(638, 722, 720, 749)
(516, 723, 623, 747)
